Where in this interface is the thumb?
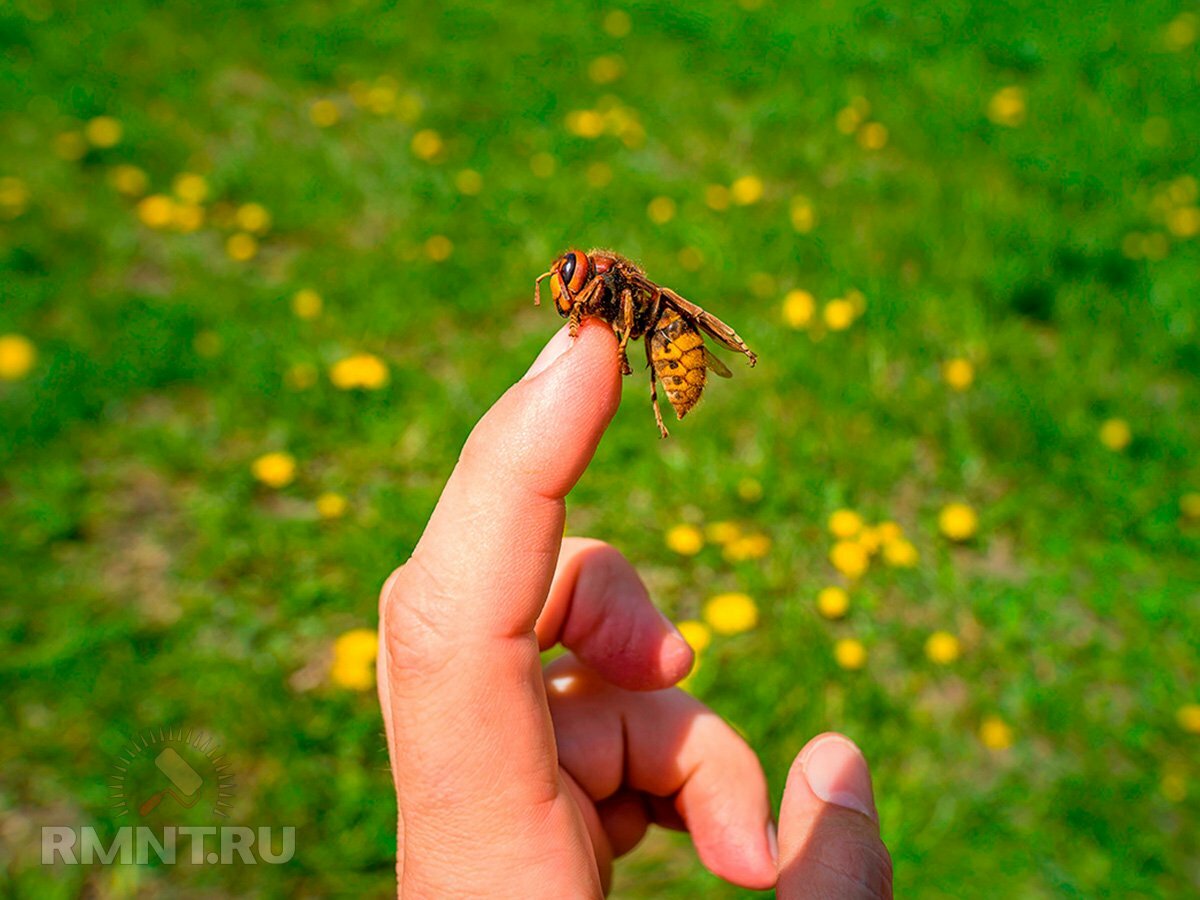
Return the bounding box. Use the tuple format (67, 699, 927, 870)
(777, 733, 893, 900)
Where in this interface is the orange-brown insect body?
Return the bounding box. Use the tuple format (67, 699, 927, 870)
(649, 307, 708, 420)
(534, 249, 756, 437)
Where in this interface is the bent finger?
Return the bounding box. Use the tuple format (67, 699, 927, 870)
(545, 655, 777, 891)
(537, 537, 694, 690)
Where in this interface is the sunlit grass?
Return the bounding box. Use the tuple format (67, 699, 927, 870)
(1, 1, 1197, 897)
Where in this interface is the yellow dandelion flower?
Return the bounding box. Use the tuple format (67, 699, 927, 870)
(106, 165, 147, 197)
(586, 162, 613, 188)
(1181, 492, 1200, 520)
(1177, 703, 1200, 734)
(665, 524, 704, 556)
(677, 619, 712, 653)
(1142, 232, 1170, 260)
(1165, 12, 1198, 50)
(705, 521, 742, 545)
(925, 631, 961, 664)
(603, 9, 631, 37)
(876, 521, 904, 543)
(193, 330, 222, 357)
(828, 509, 864, 539)
(310, 99, 341, 127)
(942, 358, 975, 391)
(286, 362, 317, 390)
(529, 152, 556, 178)
(84, 116, 122, 148)
(857, 122, 888, 150)
(882, 537, 919, 568)
(1161, 772, 1187, 803)
(857, 526, 881, 555)
(235, 202, 271, 234)
(939, 503, 978, 542)
(425, 234, 453, 261)
(366, 83, 396, 116)
(292, 289, 323, 320)
(834, 637, 867, 670)
(737, 478, 764, 502)
(455, 169, 483, 195)
(979, 715, 1014, 750)
(835, 106, 861, 135)
(1169, 175, 1198, 205)
(0, 334, 37, 381)
(823, 299, 855, 331)
(730, 175, 764, 205)
(988, 86, 1026, 127)
(1099, 418, 1132, 452)
(830, 540, 869, 579)
(136, 194, 175, 229)
(1166, 206, 1200, 239)
(703, 592, 758, 635)
(816, 586, 850, 620)
(724, 533, 771, 561)
(566, 109, 606, 138)
(53, 131, 87, 160)
(172, 173, 209, 204)
(781, 290, 815, 328)
(678, 246, 704, 271)
(588, 55, 625, 84)
(411, 129, 444, 161)
(252, 452, 296, 488)
(705, 184, 730, 211)
(330, 353, 389, 390)
(171, 203, 205, 233)
(790, 196, 816, 233)
(226, 232, 258, 262)
(330, 628, 378, 690)
(647, 196, 676, 224)
(316, 492, 348, 520)
(0, 176, 30, 219)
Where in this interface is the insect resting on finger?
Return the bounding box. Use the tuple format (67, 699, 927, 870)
(534, 248, 757, 438)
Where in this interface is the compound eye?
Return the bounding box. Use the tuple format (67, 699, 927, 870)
(563, 250, 589, 294)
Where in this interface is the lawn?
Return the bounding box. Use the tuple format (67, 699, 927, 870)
(1, 1, 1198, 897)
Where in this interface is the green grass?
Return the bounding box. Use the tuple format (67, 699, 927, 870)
(2, 1, 1198, 896)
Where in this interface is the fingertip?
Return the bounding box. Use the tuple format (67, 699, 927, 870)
(658, 632, 695, 686)
(791, 733, 877, 823)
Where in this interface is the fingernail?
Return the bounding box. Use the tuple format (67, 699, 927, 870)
(799, 734, 877, 822)
(522, 326, 574, 380)
(766, 821, 779, 867)
(657, 612, 695, 674)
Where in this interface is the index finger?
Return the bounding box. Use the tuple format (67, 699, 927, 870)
(378, 319, 622, 894)
(404, 317, 621, 638)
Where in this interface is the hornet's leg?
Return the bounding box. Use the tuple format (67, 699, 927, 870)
(567, 303, 583, 338)
(646, 336, 668, 438)
(617, 289, 635, 375)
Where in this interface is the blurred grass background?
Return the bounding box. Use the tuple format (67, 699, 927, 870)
(2, 0, 1199, 896)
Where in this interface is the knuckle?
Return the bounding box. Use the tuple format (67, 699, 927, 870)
(378, 559, 456, 680)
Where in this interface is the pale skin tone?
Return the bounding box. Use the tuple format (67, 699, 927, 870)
(377, 320, 893, 897)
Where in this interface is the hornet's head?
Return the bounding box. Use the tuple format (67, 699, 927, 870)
(535, 249, 590, 316)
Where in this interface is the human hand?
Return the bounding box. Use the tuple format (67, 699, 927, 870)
(377, 320, 891, 897)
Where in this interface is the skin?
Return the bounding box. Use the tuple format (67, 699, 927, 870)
(377, 320, 893, 897)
